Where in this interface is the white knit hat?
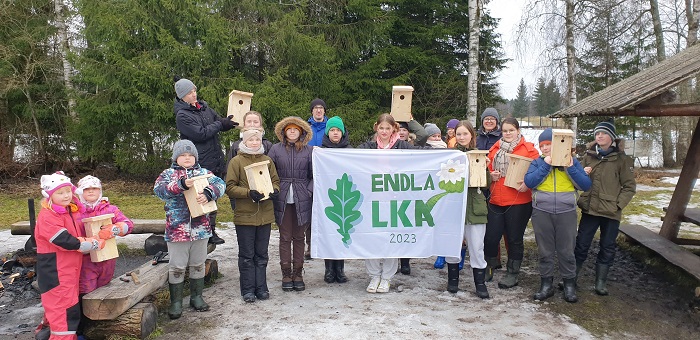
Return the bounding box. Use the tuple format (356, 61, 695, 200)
(75, 175, 103, 205)
(40, 171, 74, 198)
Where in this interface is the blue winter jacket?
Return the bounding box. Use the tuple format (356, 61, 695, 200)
(307, 116, 328, 146)
(524, 156, 591, 214)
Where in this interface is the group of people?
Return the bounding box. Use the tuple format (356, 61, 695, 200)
(33, 77, 636, 338)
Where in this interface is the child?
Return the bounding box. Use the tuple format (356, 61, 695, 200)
(320, 116, 352, 283)
(443, 121, 490, 299)
(268, 117, 314, 292)
(445, 118, 459, 148)
(358, 113, 422, 293)
(424, 123, 447, 149)
(574, 120, 636, 295)
(226, 128, 280, 302)
(524, 128, 591, 303)
(154, 139, 226, 319)
(35, 171, 105, 339)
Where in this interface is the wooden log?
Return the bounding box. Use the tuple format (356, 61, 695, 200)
(84, 302, 157, 340)
(204, 259, 219, 284)
(11, 219, 166, 235)
(82, 260, 169, 320)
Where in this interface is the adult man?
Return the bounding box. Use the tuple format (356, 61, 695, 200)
(304, 98, 329, 258)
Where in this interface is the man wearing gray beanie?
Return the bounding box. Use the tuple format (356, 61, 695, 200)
(174, 76, 238, 244)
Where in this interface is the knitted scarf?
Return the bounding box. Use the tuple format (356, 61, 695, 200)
(239, 143, 264, 155)
(426, 140, 447, 149)
(377, 133, 400, 149)
(493, 135, 522, 178)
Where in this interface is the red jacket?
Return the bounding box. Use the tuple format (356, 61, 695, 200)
(487, 137, 540, 207)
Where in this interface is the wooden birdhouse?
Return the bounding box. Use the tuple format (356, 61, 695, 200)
(551, 129, 575, 166)
(244, 160, 273, 200)
(466, 150, 489, 187)
(82, 213, 119, 262)
(227, 90, 254, 124)
(184, 174, 218, 218)
(504, 153, 533, 189)
(390, 86, 414, 122)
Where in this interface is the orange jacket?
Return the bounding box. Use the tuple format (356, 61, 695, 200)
(487, 137, 540, 206)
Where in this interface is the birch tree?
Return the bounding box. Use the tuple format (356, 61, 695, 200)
(467, 0, 480, 125)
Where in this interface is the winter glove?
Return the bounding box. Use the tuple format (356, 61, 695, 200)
(99, 223, 128, 239)
(219, 116, 238, 131)
(77, 237, 106, 253)
(249, 189, 265, 202)
(268, 189, 280, 199)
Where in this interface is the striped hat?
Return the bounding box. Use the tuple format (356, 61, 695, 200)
(594, 120, 617, 140)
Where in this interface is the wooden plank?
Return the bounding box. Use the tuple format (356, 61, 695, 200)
(82, 260, 169, 320)
(679, 208, 700, 225)
(660, 118, 700, 239)
(11, 219, 166, 235)
(674, 238, 700, 246)
(619, 224, 700, 282)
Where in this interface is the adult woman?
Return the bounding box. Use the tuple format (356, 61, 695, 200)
(485, 117, 539, 289)
(268, 117, 314, 292)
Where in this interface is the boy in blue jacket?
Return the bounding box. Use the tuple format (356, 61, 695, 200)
(524, 128, 591, 303)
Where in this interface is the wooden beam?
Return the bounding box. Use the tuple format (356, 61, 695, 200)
(551, 103, 700, 117)
(674, 238, 700, 246)
(660, 118, 700, 239)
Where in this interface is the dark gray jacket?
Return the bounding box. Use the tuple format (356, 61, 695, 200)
(175, 99, 230, 176)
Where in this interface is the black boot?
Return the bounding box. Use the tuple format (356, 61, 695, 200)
(447, 263, 460, 293)
(595, 263, 610, 296)
(208, 214, 225, 245)
(559, 262, 583, 290)
(254, 263, 269, 300)
(400, 258, 411, 275)
(324, 260, 336, 283)
(334, 260, 348, 283)
(473, 268, 490, 299)
(533, 276, 554, 301)
(498, 259, 521, 289)
(563, 277, 578, 302)
(485, 257, 499, 282)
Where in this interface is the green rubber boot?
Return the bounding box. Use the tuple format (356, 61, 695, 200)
(498, 259, 521, 289)
(189, 278, 210, 311)
(168, 282, 184, 319)
(595, 263, 610, 296)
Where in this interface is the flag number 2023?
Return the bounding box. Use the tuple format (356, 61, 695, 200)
(390, 233, 417, 243)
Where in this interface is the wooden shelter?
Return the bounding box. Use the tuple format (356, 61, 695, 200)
(550, 43, 700, 281)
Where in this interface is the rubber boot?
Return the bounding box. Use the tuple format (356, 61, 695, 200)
(559, 262, 583, 290)
(324, 260, 336, 283)
(292, 263, 305, 291)
(485, 257, 500, 282)
(168, 282, 184, 319)
(400, 258, 411, 275)
(189, 278, 210, 311)
(208, 213, 225, 245)
(533, 276, 554, 301)
(473, 268, 490, 299)
(281, 263, 294, 292)
(458, 247, 467, 270)
(498, 259, 521, 289)
(594, 263, 610, 296)
(334, 260, 348, 283)
(447, 263, 460, 293)
(434, 256, 446, 269)
(563, 278, 578, 302)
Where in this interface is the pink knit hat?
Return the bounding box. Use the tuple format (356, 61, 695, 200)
(40, 171, 75, 198)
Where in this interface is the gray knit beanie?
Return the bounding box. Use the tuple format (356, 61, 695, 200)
(175, 78, 196, 99)
(481, 107, 500, 124)
(172, 140, 198, 162)
(424, 123, 441, 136)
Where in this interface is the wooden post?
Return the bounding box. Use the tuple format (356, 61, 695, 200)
(390, 86, 414, 122)
(466, 150, 489, 187)
(227, 90, 254, 124)
(659, 118, 700, 240)
(243, 160, 273, 200)
(551, 129, 575, 166)
(82, 213, 119, 262)
(183, 174, 217, 218)
(504, 153, 533, 189)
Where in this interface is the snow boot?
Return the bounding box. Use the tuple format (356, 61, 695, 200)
(254, 264, 269, 300)
(281, 263, 294, 292)
(168, 282, 184, 319)
(498, 259, 521, 289)
(485, 257, 500, 282)
(334, 260, 348, 283)
(189, 278, 210, 311)
(447, 263, 460, 293)
(458, 247, 467, 270)
(563, 277, 578, 302)
(400, 258, 411, 275)
(434, 256, 446, 269)
(473, 268, 490, 299)
(324, 260, 336, 283)
(595, 263, 610, 296)
(533, 276, 554, 301)
(292, 263, 305, 291)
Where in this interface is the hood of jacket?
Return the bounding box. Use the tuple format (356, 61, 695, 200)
(274, 116, 313, 145)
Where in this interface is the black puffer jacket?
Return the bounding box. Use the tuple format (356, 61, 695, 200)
(358, 138, 420, 149)
(268, 116, 314, 227)
(320, 130, 352, 148)
(174, 99, 231, 176)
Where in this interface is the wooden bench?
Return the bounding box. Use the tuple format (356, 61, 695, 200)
(678, 208, 700, 226)
(619, 223, 700, 282)
(10, 219, 166, 235)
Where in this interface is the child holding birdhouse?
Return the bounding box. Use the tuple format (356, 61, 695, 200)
(226, 128, 280, 303)
(154, 139, 226, 319)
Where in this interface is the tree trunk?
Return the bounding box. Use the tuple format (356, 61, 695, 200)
(467, 0, 480, 126)
(565, 0, 578, 141)
(651, 0, 675, 166)
(54, 0, 75, 119)
(84, 302, 157, 340)
(677, 0, 700, 165)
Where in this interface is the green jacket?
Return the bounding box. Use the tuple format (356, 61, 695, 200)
(577, 141, 636, 221)
(225, 152, 280, 226)
(456, 144, 489, 225)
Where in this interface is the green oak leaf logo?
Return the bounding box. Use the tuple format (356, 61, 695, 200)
(325, 173, 362, 247)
